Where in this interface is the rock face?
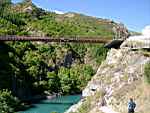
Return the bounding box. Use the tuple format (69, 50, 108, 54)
(65, 100, 84, 113)
(65, 13, 75, 18)
(23, 6, 33, 13)
(112, 22, 129, 40)
(66, 48, 150, 113)
(83, 48, 150, 97)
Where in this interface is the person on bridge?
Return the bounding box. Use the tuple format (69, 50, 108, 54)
(128, 98, 136, 113)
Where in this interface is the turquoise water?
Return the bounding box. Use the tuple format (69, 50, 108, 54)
(19, 95, 81, 113)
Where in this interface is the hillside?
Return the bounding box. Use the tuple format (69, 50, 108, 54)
(0, 0, 129, 38)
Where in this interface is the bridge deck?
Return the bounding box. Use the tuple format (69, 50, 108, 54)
(0, 36, 124, 48)
(0, 35, 112, 43)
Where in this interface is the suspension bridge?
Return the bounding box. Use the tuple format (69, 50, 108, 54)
(0, 35, 124, 48)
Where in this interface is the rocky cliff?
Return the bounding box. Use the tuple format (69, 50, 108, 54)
(66, 48, 150, 113)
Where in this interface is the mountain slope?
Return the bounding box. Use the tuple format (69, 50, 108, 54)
(1, 1, 129, 39)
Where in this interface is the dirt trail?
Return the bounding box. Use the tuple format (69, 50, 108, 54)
(100, 106, 119, 113)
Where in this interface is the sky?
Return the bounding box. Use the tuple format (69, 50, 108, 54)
(12, 0, 150, 32)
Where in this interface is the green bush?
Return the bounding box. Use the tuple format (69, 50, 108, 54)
(144, 63, 150, 84)
(0, 89, 20, 113)
(90, 44, 108, 64)
(58, 65, 95, 95)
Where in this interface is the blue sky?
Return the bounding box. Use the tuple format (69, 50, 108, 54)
(12, 0, 150, 32)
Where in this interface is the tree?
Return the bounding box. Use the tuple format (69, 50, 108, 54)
(90, 44, 108, 64)
(0, 42, 13, 90)
(47, 72, 61, 93)
(58, 67, 72, 94)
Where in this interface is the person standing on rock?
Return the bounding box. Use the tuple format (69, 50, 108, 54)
(128, 98, 136, 113)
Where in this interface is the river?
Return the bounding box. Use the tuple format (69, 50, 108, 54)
(19, 95, 81, 113)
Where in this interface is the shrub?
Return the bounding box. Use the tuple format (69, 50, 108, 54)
(144, 63, 150, 84)
(0, 89, 20, 113)
(90, 45, 108, 64)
